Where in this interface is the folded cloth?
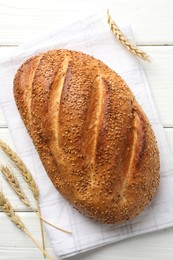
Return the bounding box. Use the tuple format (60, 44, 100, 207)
(0, 14, 173, 259)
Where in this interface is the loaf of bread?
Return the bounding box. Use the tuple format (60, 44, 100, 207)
(13, 49, 160, 224)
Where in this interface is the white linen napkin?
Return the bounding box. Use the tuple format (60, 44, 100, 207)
(0, 15, 173, 259)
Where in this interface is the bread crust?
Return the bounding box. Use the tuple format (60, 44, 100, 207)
(14, 49, 160, 223)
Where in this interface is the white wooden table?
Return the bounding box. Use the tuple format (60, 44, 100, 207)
(0, 0, 173, 259)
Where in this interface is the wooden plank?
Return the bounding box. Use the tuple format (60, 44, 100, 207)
(0, 109, 6, 127)
(0, 45, 16, 62)
(165, 128, 173, 154)
(0, 127, 15, 148)
(0, 0, 172, 45)
(142, 46, 173, 127)
(0, 249, 56, 260)
(108, 0, 173, 45)
(0, 46, 173, 127)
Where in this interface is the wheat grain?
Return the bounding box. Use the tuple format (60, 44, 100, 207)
(107, 9, 150, 62)
(0, 192, 52, 260)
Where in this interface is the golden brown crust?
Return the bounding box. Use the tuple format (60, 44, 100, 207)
(13, 49, 160, 224)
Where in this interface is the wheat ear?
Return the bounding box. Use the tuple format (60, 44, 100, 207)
(107, 9, 150, 62)
(0, 139, 38, 199)
(0, 192, 52, 260)
(0, 164, 71, 234)
(0, 139, 45, 253)
(1, 165, 30, 207)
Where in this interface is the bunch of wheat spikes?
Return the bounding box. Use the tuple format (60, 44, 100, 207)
(0, 139, 71, 259)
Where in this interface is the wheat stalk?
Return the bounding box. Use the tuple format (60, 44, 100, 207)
(37, 202, 46, 258)
(107, 9, 150, 62)
(0, 192, 52, 260)
(0, 163, 71, 234)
